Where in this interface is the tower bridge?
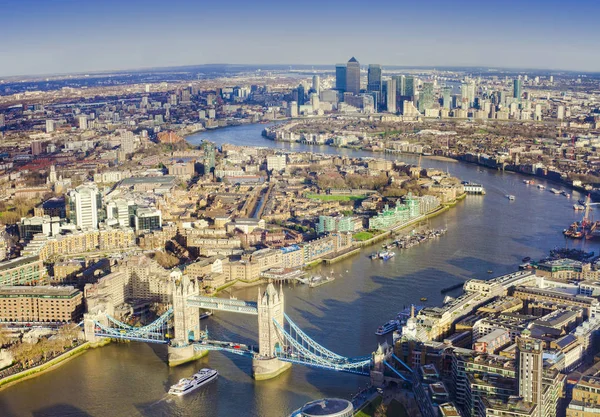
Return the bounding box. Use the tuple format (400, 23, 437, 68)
(83, 272, 407, 381)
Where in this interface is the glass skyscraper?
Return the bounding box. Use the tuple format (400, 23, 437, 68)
(345, 57, 361, 96)
(335, 64, 346, 92)
(513, 79, 522, 101)
(405, 76, 415, 100)
(418, 82, 435, 113)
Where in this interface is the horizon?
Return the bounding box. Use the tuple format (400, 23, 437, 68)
(1, 0, 599, 77)
(2, 61, 599, 81)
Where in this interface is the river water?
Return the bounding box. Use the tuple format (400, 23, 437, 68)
(1, 124, 599, 417)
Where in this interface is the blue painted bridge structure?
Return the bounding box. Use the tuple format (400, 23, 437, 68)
(84, 279, 409, 380)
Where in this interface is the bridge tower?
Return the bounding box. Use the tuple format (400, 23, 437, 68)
(168, 271, 205, 366)
(252, 282, 291, 380)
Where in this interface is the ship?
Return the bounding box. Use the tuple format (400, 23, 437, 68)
(537, 184, 546, 190)
(308, 275, 335, 288)
(506, 194, 516, 201)
(574, 204, 585, 211)
(550, 188, 561, 194)
(369, 252, 378, 260)
(564, 194, 600, 240)
(168, 368, 218, 396)
(375, 320, 398, 336)
(379, 251, 395, 260)
(200, 311, 213, 320)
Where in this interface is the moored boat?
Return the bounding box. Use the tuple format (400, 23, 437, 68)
(375, 320, 398, 336)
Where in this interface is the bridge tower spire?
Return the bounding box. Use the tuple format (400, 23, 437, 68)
(168, 270, 205, 366)
(252, 282, 291, 380)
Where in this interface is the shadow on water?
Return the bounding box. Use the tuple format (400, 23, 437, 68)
(32, 404, 94, 417)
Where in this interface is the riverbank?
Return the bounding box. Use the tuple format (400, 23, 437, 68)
(0, 341, 94, 391)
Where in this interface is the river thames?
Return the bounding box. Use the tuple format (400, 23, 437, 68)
(1, 124, 599, 417)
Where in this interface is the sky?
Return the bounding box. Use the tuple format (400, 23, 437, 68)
(0, 0, 599, 77)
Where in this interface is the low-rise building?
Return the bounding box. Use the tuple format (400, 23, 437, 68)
(0, 286, 83, 323)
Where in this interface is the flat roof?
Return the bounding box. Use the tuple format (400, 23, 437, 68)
(0, 256, 41, 272)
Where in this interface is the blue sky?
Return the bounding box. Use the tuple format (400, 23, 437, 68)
(0, 0, 599, 76)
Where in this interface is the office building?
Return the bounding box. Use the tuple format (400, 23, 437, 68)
(0, 114, 4, 127)
(442, 87, 453, 109)
(386, 79, 397, 113)
(297, 84, 306, 105)
(514, 79, 522, 101)
(45, 119, 55, 133)
(267, 155, 287, 172)
(405, 76, 415, 100)
(312, 75, 320, 94)
(19, 215, 61, 241)
(77, 115, 88, 130)
(288, 101, 298, 117)
(345, 57, 360, 95)
(367, 64, 382, 105)
(419, 82, 435, 113)
(134, 208, 162, 232)
(68, 184, 101, 230)
(393, 75, 406, 97)
(335, 64, 347, 92)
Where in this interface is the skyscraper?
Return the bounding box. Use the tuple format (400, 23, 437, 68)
(312, 75, 320, 95)
(405, 77, 415, 100)
(345, 57, 360, 96)
(367, 64, 382, 104)
(385, 79, 396, 113)
(68, 184, 100, 230)
(393, 75, 406, 97)
(442, 87, 452, 109)
(419, 82, 435, 113)
(335, 64, 347, 92)
(201, 141, 216, 175)
(77, 115, 88, 130)
(517, 333, 543, 407)
(514, 79, 522, 101)
(297, 84, 306, 105)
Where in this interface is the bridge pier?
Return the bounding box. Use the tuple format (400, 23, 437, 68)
(370, 342, 390, 388)
(252, 283, 291, 380)
(83, 311, 109, 345)
(168, 344, 208, 367)
(252, 357, 291, 380)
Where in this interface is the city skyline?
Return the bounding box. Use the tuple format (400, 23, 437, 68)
(1, 0, 600, 77)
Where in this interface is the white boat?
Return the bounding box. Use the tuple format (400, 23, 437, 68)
(308, 275, 335, 288)
(375, 320, 398, 336)
(550, 188, 561, 194)
(506, 195, 515, 201)
(168, 368, 218, 396)
(574, 204, 585, 211)
(537, 184, 545, 190)
(200, 311, 213, 320)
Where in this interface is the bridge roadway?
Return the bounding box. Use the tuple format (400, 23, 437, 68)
(186, 295, 258, 315)
(193, 340, 257, 357)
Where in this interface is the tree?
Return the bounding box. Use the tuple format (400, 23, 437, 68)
(375, 402, 387, 417)
(0, 327, 10, 348)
